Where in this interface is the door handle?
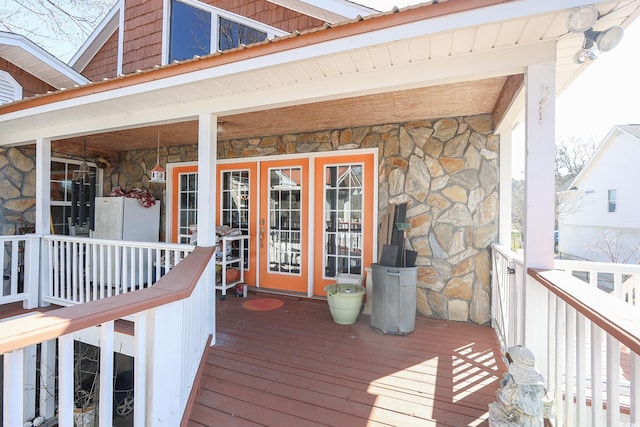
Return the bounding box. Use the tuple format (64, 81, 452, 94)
(260, 227, 265, 248)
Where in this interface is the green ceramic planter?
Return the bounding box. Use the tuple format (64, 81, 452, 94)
(324, 284, 365, 325)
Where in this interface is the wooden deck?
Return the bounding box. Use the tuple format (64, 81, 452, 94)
(187, 294, 507, 426)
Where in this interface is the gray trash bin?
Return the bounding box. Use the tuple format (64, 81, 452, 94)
(371, 263, 418, 335)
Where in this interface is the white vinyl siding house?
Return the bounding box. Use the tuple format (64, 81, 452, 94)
(558, 125, 640, 263)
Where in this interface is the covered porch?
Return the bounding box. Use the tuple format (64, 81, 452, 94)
(1, 1, 640, 426)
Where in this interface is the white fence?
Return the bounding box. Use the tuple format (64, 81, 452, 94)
(1, 246, 214, 427)
(43, 235, 194, 306)
(492, 245, 640, 426)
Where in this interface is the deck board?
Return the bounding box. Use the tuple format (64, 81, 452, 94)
(188, 294, 507, 426)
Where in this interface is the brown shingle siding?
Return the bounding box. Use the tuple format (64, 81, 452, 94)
(79, 30, 119, 81)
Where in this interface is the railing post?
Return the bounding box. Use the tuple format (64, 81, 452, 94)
(40, 237, 51, 307)
(3, 349, 24, 427)
(147, 300, 185, 426)
(23, 235, 41, 309)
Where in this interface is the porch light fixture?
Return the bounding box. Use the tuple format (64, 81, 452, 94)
(150, 128, 166, 184)
(567, 5, 624, 64)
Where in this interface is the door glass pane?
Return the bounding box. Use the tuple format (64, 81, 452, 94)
(268, 167, 301, 275)
(221, 170, 250, 269)
(177, 172, 198, 244)
(324, 164, 363, 278)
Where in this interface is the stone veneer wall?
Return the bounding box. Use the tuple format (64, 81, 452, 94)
(217, 114, 498, 325)
(2, 113, 498, 324)
(0, 147, 36, 235)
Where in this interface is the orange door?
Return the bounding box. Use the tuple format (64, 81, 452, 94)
(216, 163, 258, 286)
(258, 158, 309, 293)
(313, 154, 375, 295)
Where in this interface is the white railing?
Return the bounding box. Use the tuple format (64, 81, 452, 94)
(0, 235, 38, 308)
(555, 259, 640, 308)
(1, 246, 214, 427)
(491, 244, 524, 349)
(492, 245, 640, 426)
(43, 235, 194, 306)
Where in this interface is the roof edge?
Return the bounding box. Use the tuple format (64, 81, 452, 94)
(0, 0, 511, 115)
(0, 31, 89, 88)
(69, 3, 120, 72)
(267, 0, 377, 23)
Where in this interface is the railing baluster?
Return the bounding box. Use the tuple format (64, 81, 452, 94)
(606, 334, 621, 426)
(73, 241, 80, 303)
(99, 244, 105, 299)
(50, 239, 57, 299)
(65, 241, 71, 300)
(591, 323, 604, 426)
(576, 313, 586, 425)
(632, 353, 639, 424)
(565, 305, 576, 425)
(134, 312, 148, 426)
(92, 242, 98, 300)
(555, 299, 565, 425)
(24, 345, 37, 421)
(99, 321, 115, 425)
(547, 293, 556, 390)
(58, 334, 74, 427)
(39, 339, 56, 420)
(138, 247, 144, 289)
(107, 244, 113, 297)
(11, 240, 19, 295)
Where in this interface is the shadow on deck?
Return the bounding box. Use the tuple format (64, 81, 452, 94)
(187, 293, 507, 426)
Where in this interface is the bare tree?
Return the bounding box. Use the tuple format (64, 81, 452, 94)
(0, 0, 116, 60)
(585, 229, 639, 264)
(555, 135, 598, 188)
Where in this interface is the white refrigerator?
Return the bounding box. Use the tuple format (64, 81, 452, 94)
(93, 197, 160, 287)
(93, 197, 160, 242)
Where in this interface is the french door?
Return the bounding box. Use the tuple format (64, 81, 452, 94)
(172, 152, 374, 296)
(313, 154, 375, 295)
(216, 163, 257, 286)
(258, 158, 309, 293)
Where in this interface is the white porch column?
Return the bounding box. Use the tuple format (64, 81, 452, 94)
(523, 59, 556, 381)
(197, 113, 218, 343)
(36, 137, 51, 307)
(497, 125, 513, 247)
(35, 137, 51, 234)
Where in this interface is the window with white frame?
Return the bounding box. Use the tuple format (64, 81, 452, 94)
(608, 189, 617, 213)
(0, 71, 23, 104)
(168, 0, 285, 63)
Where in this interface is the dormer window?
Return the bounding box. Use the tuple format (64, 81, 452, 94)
(0, 71, 23, 104)
(168, 0, 282, 63)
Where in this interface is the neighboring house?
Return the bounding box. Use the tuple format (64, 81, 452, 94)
(558, 125, 640, 264)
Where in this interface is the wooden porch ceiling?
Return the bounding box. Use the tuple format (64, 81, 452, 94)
(187, 293, 507, 426)
(51, 76, 510, 160)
